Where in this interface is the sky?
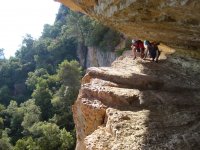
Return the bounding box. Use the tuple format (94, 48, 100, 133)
(0, 0, 60, 58)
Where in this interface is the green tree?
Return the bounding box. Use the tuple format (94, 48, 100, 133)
(5, 101, 24, 143)
(15, 34, 36, 67)
(57, 60, 82, 89)
(14, 137, 39, 150)
(26, 68, 49, 91)
(32, 79, 53, 121)
(0, 4, 123, 149)
(42, 23, 62, 39)
(62, 10, 121, 52)
(0, 55, 33, 105)
(28, 122, 74, 150)
(0, 129, 13, 150)
(33, 38, 54, 72)
(60, 129, 74, 150)
(1, 100, 41, 145)
(0, 85, 11, 105)
(20, 100, 41, 131)
(51, 60, 82, 129)
(51, 86, 75, 129)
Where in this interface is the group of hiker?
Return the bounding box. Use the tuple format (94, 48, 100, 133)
(131, 39, 160, 63)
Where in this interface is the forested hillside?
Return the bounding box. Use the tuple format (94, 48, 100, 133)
(0, 5, 123, 149)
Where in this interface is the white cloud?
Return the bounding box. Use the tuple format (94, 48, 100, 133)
(0, 0, 60, 58)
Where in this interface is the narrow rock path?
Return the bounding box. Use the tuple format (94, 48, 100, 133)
(73, 49, 200, 150)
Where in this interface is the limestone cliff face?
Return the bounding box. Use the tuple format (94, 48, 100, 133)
(57, 0, 200, 54)
(86, 47, 117, 68)
(77, 46, 117, 68)
(72, 47, 200, 149)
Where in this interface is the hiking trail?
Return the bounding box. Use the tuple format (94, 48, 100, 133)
(73, 45, 200, 150)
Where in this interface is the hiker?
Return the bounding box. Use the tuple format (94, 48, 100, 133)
(143, 40, 160, 62)
(131, 40, 145, 59)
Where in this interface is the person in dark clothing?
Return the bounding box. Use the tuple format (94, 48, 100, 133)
(143, 40, 160, 62)
(152, 41, 161, 62)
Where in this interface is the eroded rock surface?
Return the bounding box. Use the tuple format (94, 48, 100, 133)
(57, 0, 200, 54)
(72, 49, 200, 150)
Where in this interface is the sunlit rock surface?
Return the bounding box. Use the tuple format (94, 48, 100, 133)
(57, 0, 200, 55)
(56, 0, 200, 149)
(72, 47, 200, 150)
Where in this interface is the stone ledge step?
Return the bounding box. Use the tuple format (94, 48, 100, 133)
(87, 67, 164, 90)
(81, 82, 200, 107)
(81, 83, 141, 108)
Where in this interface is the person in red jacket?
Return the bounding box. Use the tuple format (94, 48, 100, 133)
(131, 39, 145, 59)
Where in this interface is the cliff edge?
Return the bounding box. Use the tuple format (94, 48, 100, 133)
(72, 47, 200, 149)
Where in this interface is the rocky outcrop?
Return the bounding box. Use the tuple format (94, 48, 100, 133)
(72, 47, 200, 149)
(57, 0, 200, 56)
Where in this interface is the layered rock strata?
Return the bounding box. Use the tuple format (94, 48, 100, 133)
(72, 49, 200, 150)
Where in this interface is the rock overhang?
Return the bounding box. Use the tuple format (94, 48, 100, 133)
(56, 0, 200, 58)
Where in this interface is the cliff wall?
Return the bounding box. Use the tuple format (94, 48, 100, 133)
(77, 45, 117, 68)
(86, 47, 117, 68)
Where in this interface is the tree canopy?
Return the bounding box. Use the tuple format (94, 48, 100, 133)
(0, 4, 123, 149)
